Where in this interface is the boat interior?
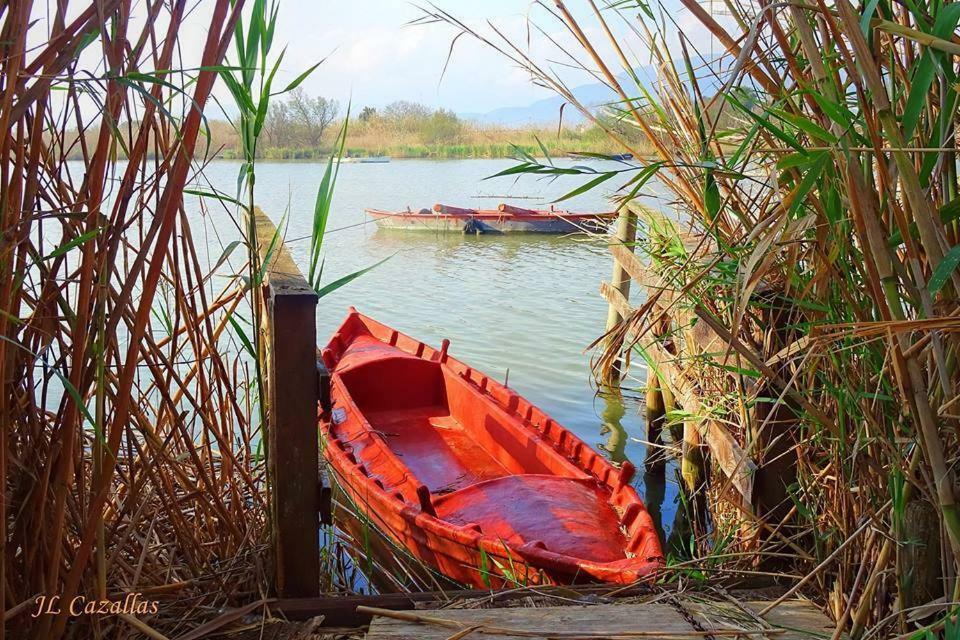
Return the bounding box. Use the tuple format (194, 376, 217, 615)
(329, 335, 633, 561)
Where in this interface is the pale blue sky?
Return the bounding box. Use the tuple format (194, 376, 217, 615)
(41, 0, 720, 118)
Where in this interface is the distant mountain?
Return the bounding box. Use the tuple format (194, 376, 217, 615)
(461, 65, 722, 127)
(460, 77, 619, 126)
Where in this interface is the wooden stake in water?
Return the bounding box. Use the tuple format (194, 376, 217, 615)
(644, 370, 666, 474)
(604, 204, 638, 383)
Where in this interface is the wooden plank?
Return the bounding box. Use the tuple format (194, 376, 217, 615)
(251, 207, 320, 599)
(367, 603, 694, 640)
(609, 243, 655, 293)
(253, 206, 316, 295)
(685, 599, 838, 640)
(367, 599, 837, 640)
(600, 280, 633, 320)
(272, 585, 657, 626)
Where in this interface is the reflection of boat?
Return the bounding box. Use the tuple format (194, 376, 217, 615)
(319, 310, 664, 587)
(342, 156, 390, 163)
(366, 203, 616, 234)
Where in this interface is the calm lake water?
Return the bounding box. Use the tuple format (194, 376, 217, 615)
(189, 158, 679, 544)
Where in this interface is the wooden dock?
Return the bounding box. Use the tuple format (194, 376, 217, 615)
(363, 598, 835, 640)
(255, 585, 839, 639)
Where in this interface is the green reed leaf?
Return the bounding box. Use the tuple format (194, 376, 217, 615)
(929, 244, 960, 296)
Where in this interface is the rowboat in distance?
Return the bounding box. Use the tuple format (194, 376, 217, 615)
(342, 155, 390, 163)
(319, 309, 664, 587)
(366, 203, 617, 234)
(569, 152, 634, 162)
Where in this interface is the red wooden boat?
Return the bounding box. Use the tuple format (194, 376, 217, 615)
(366, 203, 616, 234)
(319, 309, 663, 587)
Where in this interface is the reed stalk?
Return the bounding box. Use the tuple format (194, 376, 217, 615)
(0, 1, 359, 637)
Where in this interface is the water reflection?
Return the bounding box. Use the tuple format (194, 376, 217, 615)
(597, 385, 669, 545)
(598, 385, 628, 464)
(370, 225, 598, 264)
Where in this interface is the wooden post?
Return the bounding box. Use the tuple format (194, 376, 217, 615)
(252, 207, 320, 598)
(644, 369, 666, 474)
(604, 204, 639, 345)
(603, 204, 638, 384)
(604, 203, 668, 472)
(660, 375, 679, 443)
(680, 420, 703, 494)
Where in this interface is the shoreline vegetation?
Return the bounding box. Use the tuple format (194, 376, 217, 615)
(65, 91, 649, 161)
(222, 91, 647, 159)
(219, 136, 620, 160)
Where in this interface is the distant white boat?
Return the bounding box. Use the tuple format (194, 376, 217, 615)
(342, 156, 390, 164)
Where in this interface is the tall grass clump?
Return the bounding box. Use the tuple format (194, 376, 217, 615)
(432, 0, 960, 636)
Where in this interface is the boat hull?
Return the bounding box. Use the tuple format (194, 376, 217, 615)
(319, 310, 663, 588)
(366, 209, 614, 234)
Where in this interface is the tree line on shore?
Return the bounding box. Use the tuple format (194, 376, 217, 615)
(207, 89, 645, 160)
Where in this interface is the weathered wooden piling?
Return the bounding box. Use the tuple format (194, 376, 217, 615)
(251, 207, 321, 598)
(681, 419, 704, 494)
(603, 203, 638, 383)
(602, 203, 674, 476)
(643, 359, 667, 474)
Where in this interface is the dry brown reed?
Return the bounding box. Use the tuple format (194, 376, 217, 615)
(0, 1, 279, 638)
